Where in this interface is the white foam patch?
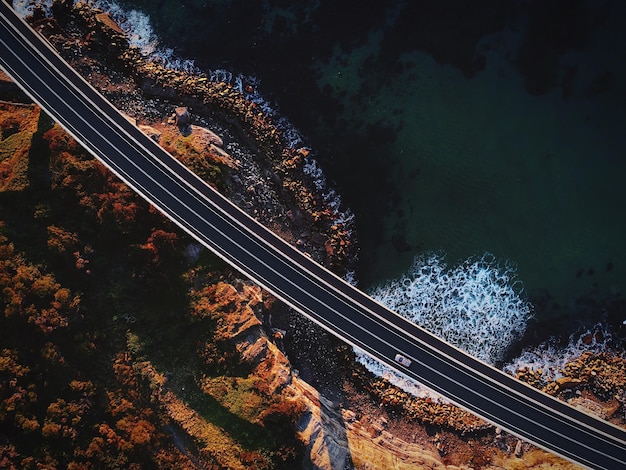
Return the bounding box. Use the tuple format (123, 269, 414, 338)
(13, 0, 53, 17)
(354, 252, 532, 401)
(355, 348, 445, 401)
(370, 252, 532, 365)
(89, 0, 195, 71)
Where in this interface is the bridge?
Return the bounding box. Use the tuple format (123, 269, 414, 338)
(1, 3, 624, 468)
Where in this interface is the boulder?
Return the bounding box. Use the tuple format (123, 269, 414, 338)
(190, 124, 223, 147)
(514, 439, 524, 457)
(174, 106, 191, 127)
(555, 376, 582, 388)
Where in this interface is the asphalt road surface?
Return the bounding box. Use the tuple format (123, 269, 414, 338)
(1, 3, 625, 468)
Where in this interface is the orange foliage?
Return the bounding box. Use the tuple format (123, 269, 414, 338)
(98, 422, 127, 450)
(40, 342, 65, 365)
(85, 436, 105, 458)
(190, 281, 239, 319)
(0, 349, 40, 440)
(0, 442, 21, 469)
(260, 399, 307, 428)
(67, 462, 91, 470)
(69, 380, 96, 398)
(45, 123, 146, 232)
(111, 353, 135, 388)
(0, 233, 80, 333)
(108, 395, 134, 416)
(41, 422, 62, 438)
(116, 417, 155, 446)
(96, 182, 140, 228)
(15, 412, 40, 433)
(43, 397, 90, 440)
(47, 225, 80, 254)
(140, 228, 179, 266)
(43, 123, 80, 153)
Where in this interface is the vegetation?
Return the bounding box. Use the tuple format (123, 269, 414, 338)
(0, 100, 304, 468)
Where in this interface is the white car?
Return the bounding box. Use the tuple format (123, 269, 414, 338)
(394, 353, 412, 367)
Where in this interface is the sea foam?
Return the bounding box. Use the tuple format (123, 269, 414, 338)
(87, 0, 195, 72)
(355, 252, 532, 400)
(370, 252, 531, 364)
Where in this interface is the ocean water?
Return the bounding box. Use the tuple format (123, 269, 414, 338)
(33, 1, 626, 352)
(315, 30, 626, 326)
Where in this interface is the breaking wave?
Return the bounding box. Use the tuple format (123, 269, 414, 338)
(355, 252, 532, 399)
(372, 252, 531, 364)
(88, 0, 197, 71)
(357, 253, 624, 401)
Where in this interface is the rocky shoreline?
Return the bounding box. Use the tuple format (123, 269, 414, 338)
(31, 0, 356, 274)
(2, 2, 625, 468)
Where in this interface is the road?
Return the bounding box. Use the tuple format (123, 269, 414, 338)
(1, 3, 625, 468)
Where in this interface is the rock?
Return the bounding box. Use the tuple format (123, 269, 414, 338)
(156, 124, 237, 171)
(190, 124, 223, 147)
(310, 232, 326, 245)
(568, 396, 621, 420)
(369, 421, 384, 437)
(95, 12, 124, 36)
(209, 144, 238, 169)
(436, 440, 445, 454)
(138, 124, 162, 142)
(343, 409, 357, 422)
(555, 376, 582, 388)
(294, 378, 446, 470)
(514, 439, 523, 457)
(174, 106, 191, 127)
(271, 328, 286, 340)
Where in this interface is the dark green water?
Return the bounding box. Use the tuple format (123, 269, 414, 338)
(315, 30, 626, 311)
(100, 0, 626, 334)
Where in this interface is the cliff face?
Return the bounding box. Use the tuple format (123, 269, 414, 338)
(294, 378, 446, 470)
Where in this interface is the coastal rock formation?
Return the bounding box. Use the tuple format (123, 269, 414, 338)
(294, 378, 447, 470)
(174, 106, 191, 128)
(515, 351, 626, 426)
(34, 0, 356, 274)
